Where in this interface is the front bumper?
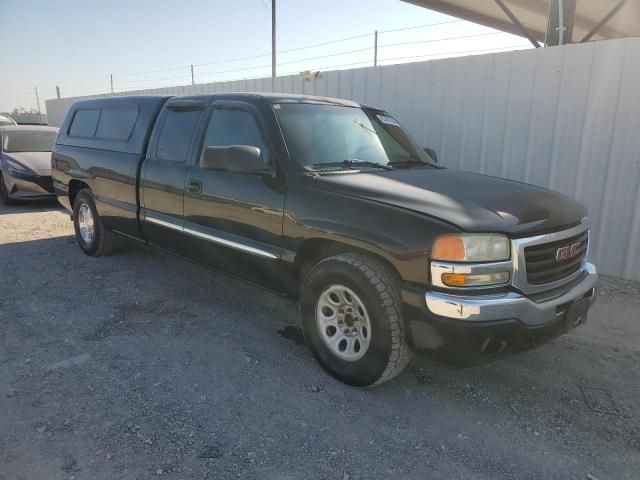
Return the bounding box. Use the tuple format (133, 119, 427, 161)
(405, 262, 597, 364)
(425, 262, 597, 326)
(3, 170, 55, 200)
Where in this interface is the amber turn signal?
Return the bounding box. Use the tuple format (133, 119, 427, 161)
(432, 235, 466, 261)
(441, 272, 510, 287)
(441, 273, 467, 286)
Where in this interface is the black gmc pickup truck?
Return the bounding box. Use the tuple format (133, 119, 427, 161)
(52, 93, 597, 386)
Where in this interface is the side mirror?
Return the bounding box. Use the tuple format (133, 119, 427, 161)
(423, 147, 438, 163)
(200, 145, 266, 174)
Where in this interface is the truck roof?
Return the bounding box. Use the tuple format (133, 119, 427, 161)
(56, 92, 376, 156)
(70, 92, 365, 109)
(233, 92, 364, 108)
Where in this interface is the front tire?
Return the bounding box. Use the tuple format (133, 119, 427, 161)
(300, 253, 412, 387)
(72, 189, 117, 256)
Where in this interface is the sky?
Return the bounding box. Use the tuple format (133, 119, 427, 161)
(0, 0, 530, 114)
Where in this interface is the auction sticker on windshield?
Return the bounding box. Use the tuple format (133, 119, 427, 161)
(377, 114, 401, 127)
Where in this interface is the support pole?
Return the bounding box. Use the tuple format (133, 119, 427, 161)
(271, 0, 276, 78)
(374, 30, 378, 66)
(34, 87, 41, 124)
(545, 0, 576, 46)
(110, 74, 114, 94)
(558, 0, 565, 45)
(191, 64, 195, 85)
(56, 86, 61, 99)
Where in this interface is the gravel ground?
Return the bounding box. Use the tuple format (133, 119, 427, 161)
(1, 201, 639, 480)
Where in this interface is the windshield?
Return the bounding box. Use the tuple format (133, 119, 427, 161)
(2, 130, 57, 153)
(273, 103, 437, 170)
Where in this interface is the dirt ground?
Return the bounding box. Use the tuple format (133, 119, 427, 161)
(1, 201, 639, 480)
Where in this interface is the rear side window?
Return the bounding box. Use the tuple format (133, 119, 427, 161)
(69, 109, 100, 138)
(156, 110, 201, 162)
(95, 107, 139, 141)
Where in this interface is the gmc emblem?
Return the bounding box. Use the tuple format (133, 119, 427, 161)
(555, 241, 582, 262)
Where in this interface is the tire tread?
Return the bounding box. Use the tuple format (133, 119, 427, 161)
(309, 253, 413, 386)
(74, 189, 118, 256)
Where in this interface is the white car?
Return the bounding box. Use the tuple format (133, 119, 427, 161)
(0, 125, 59, 204)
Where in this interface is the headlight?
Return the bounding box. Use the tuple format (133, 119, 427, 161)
(431, 234, 510, 262)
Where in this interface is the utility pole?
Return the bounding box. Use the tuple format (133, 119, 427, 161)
(110, 74, 114, 94)
(374, 30, 378, 66)
(271, 0, 276, 78)
(558, 0, 565, 45)
(56, 86, 61, 99)
(191, 64, 195, 85)
(34, 87, 42, 124)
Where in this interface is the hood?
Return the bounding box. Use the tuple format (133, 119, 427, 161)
(3, 151, 52, 175)
(314, 168, 587, 236)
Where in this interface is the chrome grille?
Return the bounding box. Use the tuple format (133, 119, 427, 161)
(524, 230, 588, 285)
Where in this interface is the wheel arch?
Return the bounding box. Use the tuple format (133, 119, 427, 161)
(68, 179, 91, 208)
(288, 238, 402, 296)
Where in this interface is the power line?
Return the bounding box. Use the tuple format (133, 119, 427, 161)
(197, 30, 511, 79)
(49, 20, 523, 96)
(378, 18, 463, 34)
(82, 45, 530, 95)
(197, 46, 375, 78)
(280, 59, 375, 75)
(108, 31, 377, 77)
(281, 43, 529, 74)
(377, 44, 531, 64)
(115, 64, 193, 77)
(66, 19, 467, 83)
(0, 93, 41, 98)
(378, 31, 504, 49)
(195, 32, 375, 68)
(61, 75, 111, 89)
(114, 73, 193, 84)
(0, 85, 36, 91)
(104, 41, 530, 91)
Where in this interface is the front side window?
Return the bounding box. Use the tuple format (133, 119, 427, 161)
(2, 130, 57, 153)
(202, 109, 268, 163)
(273, 103, 436, 169)
(156, 109, 201, 162)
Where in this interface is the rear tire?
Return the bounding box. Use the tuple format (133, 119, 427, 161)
(0, 173, 14, 205)
(72, 189, 117, 256)
(300, 253, 412, 387)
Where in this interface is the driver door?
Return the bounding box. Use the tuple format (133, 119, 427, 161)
(182, 100, 285, 289)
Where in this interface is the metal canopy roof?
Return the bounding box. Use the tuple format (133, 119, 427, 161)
(402, 1, 640, 46)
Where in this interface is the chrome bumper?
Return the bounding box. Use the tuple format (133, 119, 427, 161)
(425, 263, 597, 327)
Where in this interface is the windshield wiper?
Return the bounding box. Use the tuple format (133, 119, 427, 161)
(388, 158, 439, 169)
(312, 159, 393, 171)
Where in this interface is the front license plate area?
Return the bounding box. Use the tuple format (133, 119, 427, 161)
(565, 297, 589, 328)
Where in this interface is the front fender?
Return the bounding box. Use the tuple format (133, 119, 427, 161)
(283, 180, 459, 285)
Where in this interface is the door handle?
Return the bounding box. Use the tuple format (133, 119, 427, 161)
(186, 180, 202, 195)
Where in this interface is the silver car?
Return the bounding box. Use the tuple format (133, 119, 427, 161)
(0, 125, 59, 205)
